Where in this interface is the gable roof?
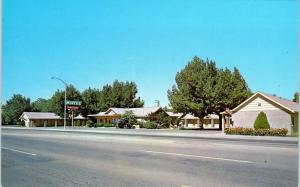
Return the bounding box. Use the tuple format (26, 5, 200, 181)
(20, 112, 62, 119)
(88, 112, 106, 117)
(74, 114, 86, 119)
(182, 113, 219, 120)
(108, 107, 162, 117)
(226, 92, 299, 114)
(204, 114, 219, 119)
(182, 113, 199, 120)
(166, 112, 184, 117)
(260, 92, 299, 112)
(88, 107, 162, 118)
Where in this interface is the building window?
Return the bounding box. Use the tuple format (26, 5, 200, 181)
(258, 102, 261, 106)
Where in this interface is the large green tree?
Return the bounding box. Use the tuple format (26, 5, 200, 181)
(81, 87, 101, 117)
(99, 84, 114, 111)
(168, 56, 251, 127)
(31, 98, 52, 112)
(230, 67, 252, 108)
(99, 80, 144, 111)
(50, 84, 82, 117)
(2, 94, 32, 125)
(213, 67, 251, 124)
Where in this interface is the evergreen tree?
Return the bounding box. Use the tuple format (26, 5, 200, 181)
(81, 87, 101, 117)
(253, 112, 270, 129)
(99, 80, 144, 111)
(99, 84, 114, 111)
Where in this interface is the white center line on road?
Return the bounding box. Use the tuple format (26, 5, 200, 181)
(2, 147, 37, 156)
(143, 150, 254, 164)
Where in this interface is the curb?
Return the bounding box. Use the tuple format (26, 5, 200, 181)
(2, 127, 298, 144)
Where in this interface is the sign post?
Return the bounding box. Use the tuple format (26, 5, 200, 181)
(72, 110, 74, 128)
(66, 101, 81, 106)
(66, 101, 81, 128)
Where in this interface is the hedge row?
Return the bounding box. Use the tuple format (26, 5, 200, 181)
(86, 120, 114, 128)
(225, 127, 288, 136)
(94, 123, 114, 127)
(140, 121, 157, 129)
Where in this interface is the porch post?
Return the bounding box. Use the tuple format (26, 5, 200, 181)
(221, 114, 225, 134)
(55, 120, 57, 128)
(197, 118, 200, 128)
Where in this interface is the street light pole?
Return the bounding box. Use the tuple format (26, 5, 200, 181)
(64, 84, 67, 129)
(51, 76, 68, 130)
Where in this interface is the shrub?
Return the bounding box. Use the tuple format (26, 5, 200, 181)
(19, 120, 25, 127)
(75, 120, 81, 127)
(142, 121, 157, 129)
(254, 112, 270, 129)
(155, 111, 171, 128)
(137, 121, 144, 128)
(117, 119, 126, 129)
(95, 123, 104, 127)
(103, 123, 113, 127)
(86, 120, 94, 128)
(118, 110, 137, 128)
(225, 127, 288, 136)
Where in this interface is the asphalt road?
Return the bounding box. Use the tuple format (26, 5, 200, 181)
(2, 129, 298, 187)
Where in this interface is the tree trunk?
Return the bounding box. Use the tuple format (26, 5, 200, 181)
(218, 114, 222, 130)
(199, 118, 204, 130)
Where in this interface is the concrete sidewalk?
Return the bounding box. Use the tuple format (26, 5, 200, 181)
(2, 126, 298, 144)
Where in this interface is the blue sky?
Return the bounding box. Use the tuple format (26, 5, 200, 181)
(3, 0, 298, 107)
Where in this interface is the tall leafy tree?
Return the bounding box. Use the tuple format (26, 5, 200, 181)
(168, 57, 218, 123)
(31, 98, 51, 112)
(99, 84, 114, 111)
(2, 94, 32, 125)
(50, 84, 82, 117)
(121, 81, 144, 108)
(81, 87, 101, 116)
(99, 80, 144, 111)
(214, 68, 233, 112)
(230, 67, 252, 108)
(168, 56, 251, 127)
(214, 67, 251, 129)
